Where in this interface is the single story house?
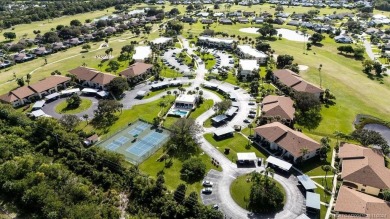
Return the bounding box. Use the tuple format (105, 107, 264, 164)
(118, 62, 153, 83)
(261, 95, 295, 122)
(69, 66, 116, 89)
(238, 59, 259, 79)
(334, 186, 390, 218)
(237, 45, 268, 64)
(254, 122, 321, 163)
(132, 46, 152, 62)
(273, 69, 323, 98)
(0, 75, 70, 107)
(338, 143, 390, 196)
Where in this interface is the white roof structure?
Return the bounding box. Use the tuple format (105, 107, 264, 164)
(136, 90, 148, 97)
(297, 175, 317, 190)
(169, 80, 182, 85)
(214, 126, 235, 137)
(214, 12, 224, 17)
(151, 81, 169, 89)
(225, 106, 238, 116)
(202, 81, 218, 88)
(237, 152, 257, 161)
(61, 88, 80, 95)
(198, 36, 235, 45)
(239, 59, 259, 71)
(176, 95, 196, 104)
(32, 100, 45, 109)
(151, 37, 172, 44)
(97, 90, 109, 97)
(197, 12, 209, 17)
(133, 46, 152, 61)
(266, 156, 292, 171)
(373, 14, 387, 20)
(30, 109, 46, 118)
(45, 92, 60, 100)
(237, 45, 268, 59)
(82, 88, 98, 93)
(128, 9, 145, 16)
(306, 192, 321, 210)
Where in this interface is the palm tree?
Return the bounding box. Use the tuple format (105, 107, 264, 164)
(26, 73, 31, 85)
(300, 147, 309, 161)
(322, 165, 331, 188)
(261, 167, 275, 179)
(381, 189, 390, 201)
(83, 114, 89, 124)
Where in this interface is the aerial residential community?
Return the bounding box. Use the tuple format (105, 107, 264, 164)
(1, 0, 390, 218)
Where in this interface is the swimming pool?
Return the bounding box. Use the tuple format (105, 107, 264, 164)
(169, 109, 190, 118)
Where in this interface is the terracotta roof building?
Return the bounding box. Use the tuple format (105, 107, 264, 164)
(69, 66, 117, 89)
(339, 143, 390, 196)
(261, 95, 295, 121)
(254, 122, 320, 162)
(119, 62, 153, 83)
(334, 186, 390, 218)
(273, 69, 323, 98)
(0, 75, 70, 107)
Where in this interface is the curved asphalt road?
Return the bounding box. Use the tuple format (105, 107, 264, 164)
(42, 96, 98, 119)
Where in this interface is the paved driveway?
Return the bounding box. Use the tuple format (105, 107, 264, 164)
(42, 95, 98, 119)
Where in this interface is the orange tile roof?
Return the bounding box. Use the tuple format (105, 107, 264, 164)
(29, 75, 70, 93)
(339, 143, 390, 189)
(254, 122, 320, 158)
(119, 62, 153, 78)
(262, 95, 295, 120)
(69, 66, 116, 86)
(335, 186, 390, 218)
(273, 69, 323, 94)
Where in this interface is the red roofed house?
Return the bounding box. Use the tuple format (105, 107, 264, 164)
(273, 69, 324, 99)
(254, 122, 320, 162)
(69, 66, 117, 90)
(0, 75, 70, 107)
(261, 95, 295, 123)
(118, 62, 153, 84)
(334, 186, 390, 218)
(338, 143, 390, 196)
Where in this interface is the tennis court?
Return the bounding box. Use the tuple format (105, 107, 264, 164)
(97, 120, 170, 164)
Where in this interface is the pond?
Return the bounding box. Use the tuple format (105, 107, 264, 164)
(364, 123, 390, 145)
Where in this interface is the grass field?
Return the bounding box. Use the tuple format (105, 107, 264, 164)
(54, 98, 92, 114)
(204, 133, 267, 162)
(0, 7, 117, 42)
(188, 99, 214, 119)
(312, 177, 333, 203)
(139, 147, 221, 198)
(230, 173, 286, 210)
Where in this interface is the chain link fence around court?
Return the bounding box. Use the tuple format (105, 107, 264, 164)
(96, 120, 170, 164)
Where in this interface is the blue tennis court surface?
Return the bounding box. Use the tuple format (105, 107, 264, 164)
(126, 132, 169, 157)
(106, 142, 121, 151)
(128, 122, 149, 136)
(97, 120, 170, 164)
(115, 136, 130, 145)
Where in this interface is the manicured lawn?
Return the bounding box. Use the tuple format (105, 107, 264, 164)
(312, 177, 334, 203)
(188, 99, 214, 119)
(99, 95, 173, 138)
(0, 7, 117, 42)
(54, 98, 92, 114)
(163, 116, 179, 129)
(204, 133, 267, 162)
(230, 174, 286, 210)
(143, 87, 178, 99)
(320, 205, 327, 219)
(195, 51, 216, 70)
(139, 147, 221, 199)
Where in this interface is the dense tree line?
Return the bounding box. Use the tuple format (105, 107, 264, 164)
(0, 0, 135, 28)
(0, 104, 222, 218)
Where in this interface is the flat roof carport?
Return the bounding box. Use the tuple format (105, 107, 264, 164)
(306, 192, 320, 211)
(225, 106, 238, 117)
(297, 175, 317, 191)
(211, 114, 228, 123)
(237, 152, 257, 161)
(266, 156, 292, 171)
(32, 100, 45, 109)
(213, 126, 234, 137)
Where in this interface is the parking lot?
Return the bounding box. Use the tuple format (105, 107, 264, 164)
(205, 49, 234, 73)
(200, 169, 223, 206)
(162, 48, 191, 74)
